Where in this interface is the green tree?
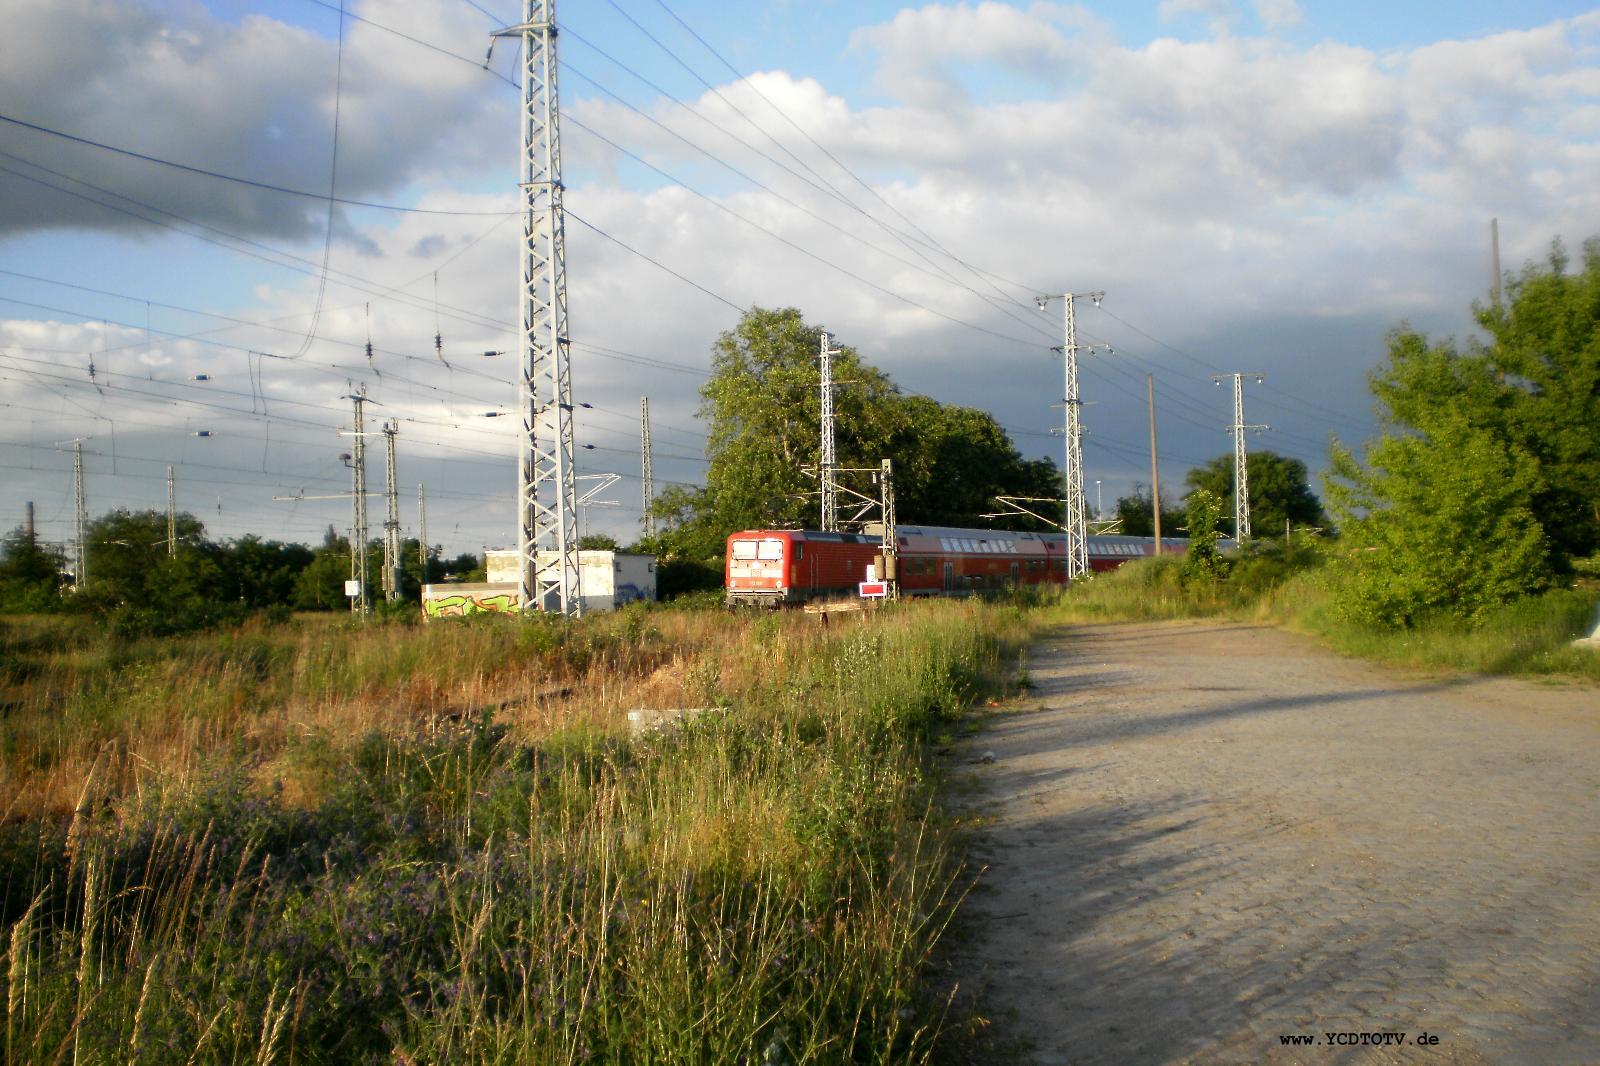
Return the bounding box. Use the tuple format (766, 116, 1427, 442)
(216, 535, 315, 608)
(1184, 450, 1328, 538)
(1476, 239, 1600, 560)
(688, 307, 901, 545)
(653, 307, 1067, 558)
(0, 526, 66, 610)
(438, 551, 484, 580)
(889, 396, 1060, 530)
(81, 509, 207, 606)
(1366, 239, 1600, 563)
(1324, 412, 1549, 627)
(293, 527, 361, 610)
(577, 533, 621, 551)
(1181, 488, 1228, 582)
(1114, 486, 1186, 538)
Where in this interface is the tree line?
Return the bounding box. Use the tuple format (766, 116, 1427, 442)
(641, 306, 1326, 570)
(0, 513, 483, 634)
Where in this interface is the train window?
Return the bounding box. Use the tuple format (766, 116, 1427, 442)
(757, 539, 784, 560)
(795, 544, 804, 560)
(732, 541, 758, 560)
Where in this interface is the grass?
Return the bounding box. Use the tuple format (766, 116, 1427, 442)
(1047, 541, 1600, 681)
(1263, 573, 1600, 679)
(0, 597, 1035, 1062)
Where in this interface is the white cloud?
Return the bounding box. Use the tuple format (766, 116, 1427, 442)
(847, 2, 1099, 107)
(4, 3, 1599, 545)
(0, 0, 505, 239)
(1157, 0, 1236, 35)
(1253, 0, 1303, 30)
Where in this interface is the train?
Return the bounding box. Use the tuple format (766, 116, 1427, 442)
(725, 524, 1187, 606)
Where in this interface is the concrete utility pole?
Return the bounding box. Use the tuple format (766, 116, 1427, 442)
(1490, 217, 1503, 311)
(1213, 373, 1269, 542)
(819, 331, 843, 532)
(166, 465, 176, 558)
(349, 389, 370, 615)
(640, 396, 655, 537)
(382, 420, 401, 601)
(1037, 290, 1105, 579)
(73, 442, 87, 589)
(418, 483, 429, 581)
(1148, 374, 1163, 555)
(23, 500, 34, 545)
(494, 0, 580, 616)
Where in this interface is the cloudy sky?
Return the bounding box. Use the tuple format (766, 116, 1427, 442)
(1, 0, 1596, 555)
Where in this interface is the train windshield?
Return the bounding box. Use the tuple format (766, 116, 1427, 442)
(732, 538, 785, 560)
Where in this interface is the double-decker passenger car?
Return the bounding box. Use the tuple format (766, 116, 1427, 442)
(725, 525, 1186, 606)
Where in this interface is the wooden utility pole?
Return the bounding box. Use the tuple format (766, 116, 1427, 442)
(1148, 373, 1162, 554)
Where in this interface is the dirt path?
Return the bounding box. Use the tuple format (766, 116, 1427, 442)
(953, 621, 1600, 1065)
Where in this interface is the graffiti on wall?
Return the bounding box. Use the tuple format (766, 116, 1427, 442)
(422, 590, 522, 618)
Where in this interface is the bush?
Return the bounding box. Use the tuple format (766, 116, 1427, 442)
(1325, 414, 1550, 628)
(1181, 488, 1229, 583)
(655, 557, 723, 600)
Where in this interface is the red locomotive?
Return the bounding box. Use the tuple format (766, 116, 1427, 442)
(725, 525, 1184, 606)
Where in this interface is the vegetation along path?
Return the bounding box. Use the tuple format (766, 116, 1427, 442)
(955, 621, 1600, 1064)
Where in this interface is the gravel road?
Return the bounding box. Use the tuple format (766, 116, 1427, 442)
(953, 621, 1600, 1065)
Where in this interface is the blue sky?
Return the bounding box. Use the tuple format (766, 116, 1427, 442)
(2, 0, 1597, 552)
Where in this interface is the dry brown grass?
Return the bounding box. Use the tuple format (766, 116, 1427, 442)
(0, 605, 756, 818)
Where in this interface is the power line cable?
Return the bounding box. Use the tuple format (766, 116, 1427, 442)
(0, 150, 519, 338)
(0, 112, 517, 216)
(565, 116, 1049, 348)
(560, 34, 1057, 343)
(289, 0, 348, 360)
(645, 0, 1044, 301)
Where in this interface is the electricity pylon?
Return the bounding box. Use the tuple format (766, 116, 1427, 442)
(1037, 291, 1106, 579)
(493, 0, 579, 616)
(819, 331, 842, 532)
(73, 441, 87, 589)
(382, 420, 401, 601)
(1213, 373, 1269, 542)
(346, 389, 370, 615)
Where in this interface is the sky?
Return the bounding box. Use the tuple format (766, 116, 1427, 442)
(1, 0, 1597, 556)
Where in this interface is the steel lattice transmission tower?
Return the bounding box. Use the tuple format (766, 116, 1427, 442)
(819, 331, 843, 532)
(640, 396, 655, 537)
(494, 0, 579, 616)
(73, 441, 87, 590)
(381, 420, 401, 601)
(1037, 291, 1104, 580)
(1213, 373, 1269, 542)
(347, 389, 370, 616)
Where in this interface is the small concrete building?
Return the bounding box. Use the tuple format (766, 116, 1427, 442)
(422, 549, 656, 618)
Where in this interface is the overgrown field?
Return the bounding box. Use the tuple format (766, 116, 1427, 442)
(0, 599, 1032, 1062)
(1050, 544, 1600, 680)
